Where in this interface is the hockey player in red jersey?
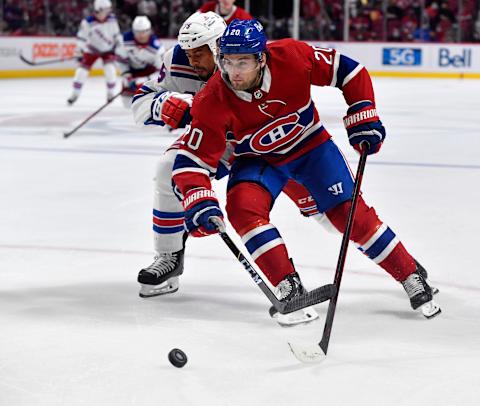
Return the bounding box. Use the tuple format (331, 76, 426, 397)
(199, 0, 253, 24)
(131, 12, 322, 301)
(172, 19, 441, 325)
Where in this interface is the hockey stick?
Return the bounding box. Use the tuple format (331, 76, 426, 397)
(63, 92, 123, 138)
(19, 54, 77, 66)
(210, 217, 336, 314)
(289, 144, 369, 363)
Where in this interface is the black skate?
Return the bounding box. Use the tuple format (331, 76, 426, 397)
(270, 272, 319, 327)
(138, 248, 184, 298)
(415, 261, 439, 295)
(67, 95, 78, 105)
(401, 268, 441, 318)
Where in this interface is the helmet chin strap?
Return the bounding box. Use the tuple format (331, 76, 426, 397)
(247, 67, 264, 93)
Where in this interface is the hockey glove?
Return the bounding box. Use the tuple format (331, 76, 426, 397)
(153, 92, 193, 129)
(121, 74, 138, 95)
(74, 47, 84, 62)
(182, 188, 224, 237)
(344, 101, 386, 155)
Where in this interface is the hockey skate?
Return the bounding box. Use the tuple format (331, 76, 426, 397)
(270, 272, 319, 327)
(138, 248, 184, 298)
(415, 260, 439, 295)
(67, 94, 78, 105)
(401, 268, 441, 319)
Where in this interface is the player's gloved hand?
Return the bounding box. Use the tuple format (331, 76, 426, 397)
(344, 101, 386, 155)
(153, 91, 193, 129)
(74, 48, 84, 62)
(121, 74, 137, 95)
(182, 188, 224, 237)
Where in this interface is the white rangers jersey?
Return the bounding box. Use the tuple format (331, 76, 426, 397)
(116, 31, 165, 75)
(76, 14, 122, 54)
(131, 44, 205, 126)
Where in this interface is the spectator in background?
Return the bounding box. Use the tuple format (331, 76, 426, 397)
(3, 0, 27, 34)
(199, 0, 252, 24)
(474, 11, 480, 41)
(137, 0, 157, 17)
(401, 7, 419, 41)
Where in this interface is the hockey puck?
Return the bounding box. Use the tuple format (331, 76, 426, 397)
(168, 348, 188, 368)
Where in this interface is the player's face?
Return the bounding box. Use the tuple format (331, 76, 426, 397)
(221, 54, 264, 91)
(219, 0, 235, 11)
(185, 45, 216, 81)
(134, 30, 150, 44)
(95, 8, 110, 21)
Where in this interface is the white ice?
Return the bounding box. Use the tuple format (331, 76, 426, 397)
(1, 77, 479, 406)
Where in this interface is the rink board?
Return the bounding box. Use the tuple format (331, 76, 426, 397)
(1, 37, 480, 79)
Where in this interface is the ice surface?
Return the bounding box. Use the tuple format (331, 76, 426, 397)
(1, 77, 479, 406)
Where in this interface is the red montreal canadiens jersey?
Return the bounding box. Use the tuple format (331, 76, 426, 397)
(199, 2, 253, 24)
(173, 39, 376, 193)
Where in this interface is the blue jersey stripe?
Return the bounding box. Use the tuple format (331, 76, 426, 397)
(153, 209, 184, 219)
(335, 55, 360, 89)
(173, 154, 214, 176)
(153, 224, 185, 234)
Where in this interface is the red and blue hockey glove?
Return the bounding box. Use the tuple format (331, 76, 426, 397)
(154, 92, 193, 129)
(182, 188, 224, 237)
(344, 101, 386, 155)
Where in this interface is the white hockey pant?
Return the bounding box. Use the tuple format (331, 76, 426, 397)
(152, 149, 185, 255)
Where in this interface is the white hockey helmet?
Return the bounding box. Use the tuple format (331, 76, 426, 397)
(132, 16, 151, 32)
(94, 0, 112, 12)
(178, 12, 227, 56)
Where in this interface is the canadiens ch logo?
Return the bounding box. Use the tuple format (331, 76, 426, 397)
(249, 112, 304, 153)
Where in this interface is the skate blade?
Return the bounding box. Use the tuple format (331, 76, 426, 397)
(421, 300, 441, 319)
(139, 287, 178, 298)
(275, 308, 319, 328)
(138, 278, 179, 298)
(288, 341, 327, 363)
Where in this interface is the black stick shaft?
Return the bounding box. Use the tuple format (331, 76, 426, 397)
(63, 92, 122, 138)
(213, 221, 334, 314)
(217, 230, 284, 307)
(20, 55, 77, 66)
(319, 146, 369, 355)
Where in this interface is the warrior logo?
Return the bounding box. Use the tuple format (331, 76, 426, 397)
(249, 112, 304, 153)
(327, 182, 344, 196)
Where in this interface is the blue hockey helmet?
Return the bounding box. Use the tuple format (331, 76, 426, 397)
(219, 19, 267, 58)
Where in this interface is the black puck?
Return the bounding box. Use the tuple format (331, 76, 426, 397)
(168, 348, 188, 368)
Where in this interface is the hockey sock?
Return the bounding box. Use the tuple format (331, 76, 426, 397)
(227, 182, 295, 286)
(104, 63, 117, 95)
(71, 66, 89, 96)
(325, 198, 416, 281)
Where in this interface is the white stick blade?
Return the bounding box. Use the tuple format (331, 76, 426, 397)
(288, 341, 327, 363)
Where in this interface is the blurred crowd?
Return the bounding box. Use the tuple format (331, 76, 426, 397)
(1, 0, 479, 42)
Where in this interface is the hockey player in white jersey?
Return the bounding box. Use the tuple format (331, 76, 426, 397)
(117, 16, 165, 108)
(67, 0, 123, 105)
(131, 12, 227, 298)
